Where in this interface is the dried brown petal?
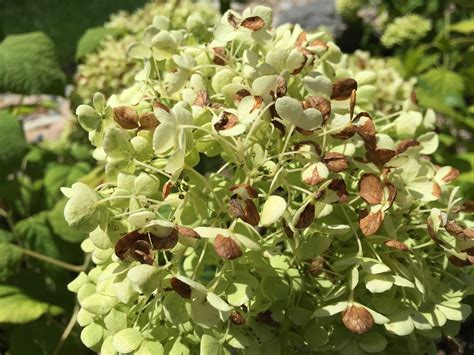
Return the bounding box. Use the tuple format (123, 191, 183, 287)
(151, 230, 178, 250)
(331, 125, 356, 140)
(328, 179, 349, 203)
(113, 106, 139, 129)
(115, 230, 143, 261)
(295, 31, 307, 48)
(366, 148, 396, 167)
(439, 167, 460, 184)
(353, 113, 375, 147)
(194, 90, 210, 107)
(432, 182, 441, 199)
(256, 311, 279, 327)
(445, 220, 465, 239)
(295, 203, 315, 229)
(229, 311, 246, 325)
(229, 184, 258, 199)
(130, 240, 154, 265)
(282, 219, 294, 239)
(359, 209, 384, 236)
(212, 47, 227, 66)
(359, 174, 383, 205)
(214, 111, 238, 131)
(302, 165, 326, 185)
(240, 16, 265, 31)
(342, 305, 374, 334)
(294, 140, 322, 156)
(427, 217, 443, 245)
(322, 152, 349, 173)
(295, 127, 316, 135)
(276, 76, 287, 98)
(162, 181, 173, 200)
(227, 12, 240, 28)
(308, 39, 328, 53)
(252, 96, 264, 111)
(448, 255, 471, 267)
(214, 234, 243, 260)
(461, 201, 474, 213)
(229, 197, 245, 220)
(153, 101, 170, 112)
(464, 228, 474, 239)
(384, 182, 397, 208)
(235, 89, 251, 102)
(331, 78, 358, 101)
(304, 96, 331, 123)
(384, 239, 409, 251)
(176, 226, 201, 239)
(271, 119, 285, 136)
(349, 89, 356, 120)
(170, 277, 191, 299)
(291, 55, 308, 75)
(396, 139, 420, 154)
(138, 112, 160, 131)
(243, 199, 260, 226)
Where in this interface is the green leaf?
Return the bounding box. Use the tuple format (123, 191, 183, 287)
(450, 19, 474, 33)
(304, 323, 329, 349)
(0, 285, 63, 323)
(113, 328, 143, 353)
(313, 301, 348, 317)
(384, 310, 414, 336)
(200, 334, 222, 355)
(0, 32, 65, 95)
(0, 230, 22, 281)
(417, 69, 465, 112)
(358, 331, 387, 353)
(0, 112, 28, 177)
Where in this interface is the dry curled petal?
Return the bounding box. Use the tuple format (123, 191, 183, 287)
(194, 90, 210, 107)
(304, 96, 331, 123)
(212, 47, 227, 65)
(229, 311, 246, 325)
(170, 277, 191, 299)
(138, 112, 160, 131)
(384, 239, 409, 251)
(275, 76, 287, 98)
(151, 230, 178, 250)
(295, 203, 315, 229)
(240, 16, 265, 31)
(359, 209, 384, 236)
(227, 12, 240, 28)
(114, 230, 144, 261)
(113, 106, 139, 129)
(384, 182, 397, 208)
(328, 179, 349, 203)
(229, 183, 258, 199)
(153, 101, 170, 112)
(353, 113, 375, 147)
(282, 219, 294, 239)
(331, 125, 356, 140)
(359, 174, 383, 205)
(396, 139, 420, 154)
(322, 152, 349, 173)
(432, 182, 441, 199)
(130, 240, 154, 265)
(176, 226, 201, 240)
(366, 148, 396, 167)
(294, 140, 322, 157)
(295, 31, 307, 48)
(235, 89, 251, 102)
(308, 257, 324, 276)
(214, 111, 238, 131)
(271, 119, 286, 136)
(439, 167, 460, 184)
(342, 305, 374, 334)
(331, 78, 358, 101)
(461, 201, 474, 213)
(162, 181, 173, 200)
(214, 234, 243, 260)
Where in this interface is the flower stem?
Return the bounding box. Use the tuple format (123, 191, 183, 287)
(13, 245, 83, 273)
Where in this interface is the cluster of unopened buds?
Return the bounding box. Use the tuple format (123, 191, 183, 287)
(68, 5, 474, 354)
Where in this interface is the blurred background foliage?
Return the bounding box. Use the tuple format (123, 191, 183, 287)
(0, 0, 472, 354)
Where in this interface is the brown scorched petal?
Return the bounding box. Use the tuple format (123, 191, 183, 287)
(304, 96, 331, 123)
(151, 229, 179, 250)
(240, 16, 265, 31)
(170, 277, 192, 299)
(194, 90, 211, 107)
(396, 139, 420, 154)
(130, 240, 154, 265)
(330, 78, 358, 101)
(212, 47, 227, 65)
(295, 203, 315, 229)
(113, 106, 139, 129)
(138, 112, 160, 131)
(328, 179, 349, 203)
(342, 305, 374, 334)
(359, 209, 384, 236)
(229, 311, 246, 325)
(276, 76, 287, 98)
(359, 174, 383, 205)
(214, 234, 243, 260)
(322, 152, 349, 173)
(384, 239, 409, 251)
(214, 111, 238, 131)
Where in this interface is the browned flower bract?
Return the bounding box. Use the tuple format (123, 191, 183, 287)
(213, 234, 243, 260)
(170, 277, 192, 299)
(342, 305, 374, 334)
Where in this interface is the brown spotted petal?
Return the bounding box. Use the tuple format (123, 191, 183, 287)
(138, 112, 160, 131)
(322, 152, 349, 173)
(275, 76, 287, 98)
(331, 78, 358, 101)
(240, 16, 265, 31)
(214, 234, 243, 260)
(243, 199, 260, 226)
(194, 90, 211, 107)
(342, 305, 374, 334)
(153, 101, 170, 113)
(227, 12, 240, 28)
(162, 181, 173, 200)
(235, 89, 251, 102)
(464, 228, 474, 239)
(229, 311, 246, 325)
(170, 277, 191, 299)
(113, 106, 139, 129)
(366, 148, 396, 167)
(214, 111, 238, 131)
(229, 197, 246, 220)
(294, 140, 322, 158)
(114, 230, 143, 261)
(328, 179, 349, 203)
(130, 240, 155, 265)
(304, 96, 331, 124)
(445, 219, 469, 239)
(302, 163, 329, 186)
(384, 239, 409, 251)
(295, 203, 315, 229)
(359, 174, 383, 205)
(177, 226, 201, 240)
(151, 230, 178, 250)
(212, 47, 227, 65)
(396, 139, 420, 154)
(229, 183, 258, 199)
(427, 217, 444, 245)
(331, 125, 356, 140)
(295, 31, 307, 48)
(359, 209, 384, 236)
(439, 167, 460, 184)
(449, 247, 474, 267)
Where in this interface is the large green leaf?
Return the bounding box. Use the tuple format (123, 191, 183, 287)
(0, 32, 65, 95)
(0, 230, 22, 281)
(0, 285, 62, 323)
(0, 111, 28, 178)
